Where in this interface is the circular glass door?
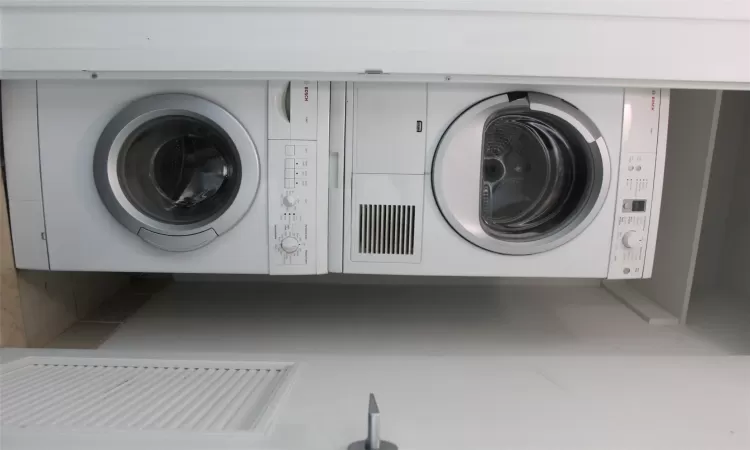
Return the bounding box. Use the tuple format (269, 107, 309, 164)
(94, 94, 260, 251)
(119, 115, 240, 225)
(432, 92, 610, 255)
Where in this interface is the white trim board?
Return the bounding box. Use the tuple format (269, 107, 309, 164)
(0, 5, 748, 88)
(170, 274, 603, 286)
(603, 280, 678, 326)
(3, 71, 749, 91)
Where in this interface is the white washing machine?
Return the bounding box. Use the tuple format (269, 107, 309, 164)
(330, 83, 669, 279)
(3, 80, 329, 274)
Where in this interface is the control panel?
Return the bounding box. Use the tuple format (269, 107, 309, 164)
(608, 89, 662, 279)
(268, 81, 319, 275)
(268, 140, 317, 273)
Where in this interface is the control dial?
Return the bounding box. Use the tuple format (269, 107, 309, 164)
(281, 236, 300, 253)
(622, 231, 643, 249)
(283, 195, 298, 207)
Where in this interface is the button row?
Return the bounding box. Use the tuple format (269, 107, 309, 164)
(284, 158, 296, 189)
(284, 156, 309, 189)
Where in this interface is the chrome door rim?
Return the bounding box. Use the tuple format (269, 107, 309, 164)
(432, 92, 611, 255)
(93, 93, 260, 237)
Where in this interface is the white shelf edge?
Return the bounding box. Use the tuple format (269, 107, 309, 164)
(2, 70, 749, 92)
(0, 0, 748, 21)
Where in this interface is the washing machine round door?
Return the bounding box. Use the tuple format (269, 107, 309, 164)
(93, 94, 260, 252)
(432, 92, 610, 255)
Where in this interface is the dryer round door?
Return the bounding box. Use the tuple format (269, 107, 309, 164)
(432, 92, 611, 255)
(93, 94, 260, 252)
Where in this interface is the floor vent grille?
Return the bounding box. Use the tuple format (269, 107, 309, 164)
(0, 357, 295, 434)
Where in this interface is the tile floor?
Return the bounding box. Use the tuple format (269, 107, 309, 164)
(46, 276, 169, 349)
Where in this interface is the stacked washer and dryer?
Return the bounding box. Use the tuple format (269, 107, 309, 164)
(3, 81, 669, 280)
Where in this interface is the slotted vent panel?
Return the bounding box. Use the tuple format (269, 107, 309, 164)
(358, 204, 416, 255)
(0, 358, 295, 434)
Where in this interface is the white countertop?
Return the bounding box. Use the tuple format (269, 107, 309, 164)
(2, 283, 749, 450)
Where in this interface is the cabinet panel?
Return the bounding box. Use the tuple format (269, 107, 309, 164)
(353, 83, 426, 175)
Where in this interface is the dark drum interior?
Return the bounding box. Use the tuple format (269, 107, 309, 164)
(480, 110, 595, 241)
(118, 115, 242, 225)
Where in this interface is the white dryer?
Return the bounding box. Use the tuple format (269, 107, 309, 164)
(330, 83, 669, 279)
(3, 80, 329, 274)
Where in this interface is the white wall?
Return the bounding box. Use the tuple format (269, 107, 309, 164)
(693, 91, 750, 293)
(722, 93, 750, 296)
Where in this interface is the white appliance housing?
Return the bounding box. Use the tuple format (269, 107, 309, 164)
(330, 83, 669, 279)
(3, 80, 330, 274)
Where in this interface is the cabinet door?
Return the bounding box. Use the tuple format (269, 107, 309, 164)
(353, 83, 427, 175)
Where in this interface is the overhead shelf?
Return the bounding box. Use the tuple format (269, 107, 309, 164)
(0, 1, 748, 88)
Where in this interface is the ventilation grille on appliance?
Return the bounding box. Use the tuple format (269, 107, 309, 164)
(358, 204, 416, 255)
(0, 357, 295, 434)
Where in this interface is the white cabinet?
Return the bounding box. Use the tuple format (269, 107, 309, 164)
(2, 81, 49, 270)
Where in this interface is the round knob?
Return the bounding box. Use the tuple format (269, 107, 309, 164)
(622, 231, 642, 248)
(283, 195, 298, 207)
(281, 237, 299, 253)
